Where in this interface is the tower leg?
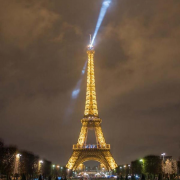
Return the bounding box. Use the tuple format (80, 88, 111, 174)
(66, 151, 81, 170)
(77, 124, 88, 147)
(66, 149, 117, 171)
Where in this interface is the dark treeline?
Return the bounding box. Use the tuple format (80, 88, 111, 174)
(131, 155, 162, 179)
(115, 155, 180, 180)
(0, 139, 55, 179)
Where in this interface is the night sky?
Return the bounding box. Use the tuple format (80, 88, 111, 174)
(0, 0, 180, 166)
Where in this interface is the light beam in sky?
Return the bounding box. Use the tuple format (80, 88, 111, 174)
(64, 60, 87, 122)
(71, 60, 87, 99)
(90, 0, 111, 47)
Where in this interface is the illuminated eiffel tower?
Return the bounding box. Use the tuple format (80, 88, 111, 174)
(66, 41, 117, 171)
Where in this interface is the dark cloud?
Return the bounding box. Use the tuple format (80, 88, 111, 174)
(0, 0, 180, 165)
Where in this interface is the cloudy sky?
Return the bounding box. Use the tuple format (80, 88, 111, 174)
(0, 0, 180, 165)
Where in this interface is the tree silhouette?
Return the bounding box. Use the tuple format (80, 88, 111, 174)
(144, 155, 162, 177)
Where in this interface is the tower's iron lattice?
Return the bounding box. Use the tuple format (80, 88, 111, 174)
(66, 45, 117, 171)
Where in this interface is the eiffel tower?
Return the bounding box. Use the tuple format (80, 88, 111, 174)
(66, 41, 117, 171)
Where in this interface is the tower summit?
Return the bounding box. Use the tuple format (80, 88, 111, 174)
(66, 41, 117, 171)
(84, 43, 98, 117)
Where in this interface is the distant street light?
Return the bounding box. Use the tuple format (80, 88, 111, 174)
(38, 160, 43, 174)
(124, 165, 126, 168)
(14, 153, 22, 174)
(161, 153, 166, 161)
(16, 153, 22, 158)
(161, 153, 166, 175)
(67, 169, 70, 178)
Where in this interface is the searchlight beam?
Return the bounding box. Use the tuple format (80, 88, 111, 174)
(90, 0, 111, 47)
